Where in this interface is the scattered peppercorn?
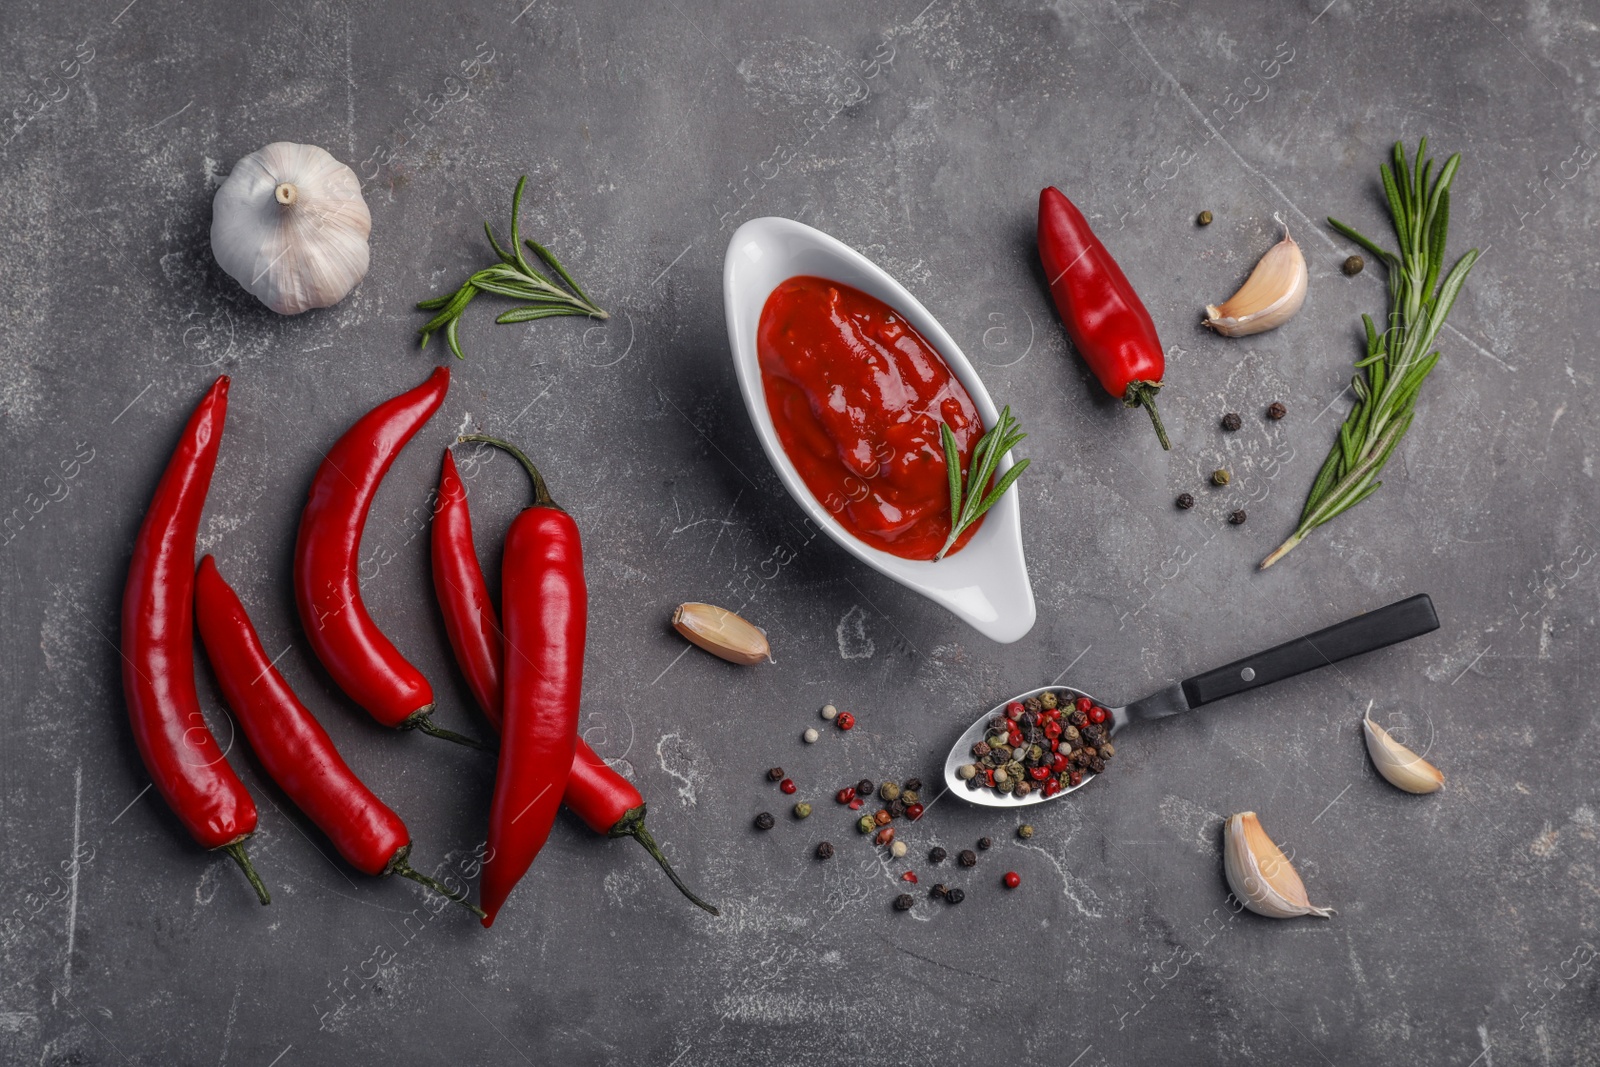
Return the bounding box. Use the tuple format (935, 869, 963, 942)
(929, 846, 948, 864)
(1342, 254, 1364, 276)
(803, 728, 819, 743)
(878, 781, 901, 802)
(816, 841, 834, 859)
(894, 893, 914, 911)
(900, 870, 916, 882)
(903, 777, 922, 792)
(793, 802, 812, 819)
(1003, 871, 1021, 889)
(1212, 469, 1230, 486)
(821, 704, 838, 720)
(835, 712, 855, 730)
(766, 767, 785, 782)
(874, 809, 893, 827)
(945, 887, 966, 904)
(1176, 492, 1195, 510)
(1267, 401, 1287, 420)
(977, 837, 993, 850)
(779, 778, 797, 794)
(1197, 210, 1213, 226)
(836, 786, 856, 804)
(1221, 412, 1242, 432)
(930, 883, 948, 899)
(890, 840, 907, 858)
(1229, 509, 1247, 525)
(754, 812, 775, 830)
(958, 850, 977, 868)
(875, 827, 896, 846)
(1017, 824, 1035, 840)
(900, 789, 920, 805)
(857, 814, 876, 834)
(856, 779, 875, 798)
(905, 803, 925, 821)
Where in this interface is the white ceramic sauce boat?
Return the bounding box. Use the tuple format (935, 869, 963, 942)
(722, 216, 1036, 643)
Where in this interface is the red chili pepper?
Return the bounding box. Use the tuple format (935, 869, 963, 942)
(461, 436, 584, 927)
(294, 367, 479, 747)
(1038, 187, 1172, 450)
(430, 443, 718, 916)
(121, 377, 267, 904)
(194, 556, 482, 917)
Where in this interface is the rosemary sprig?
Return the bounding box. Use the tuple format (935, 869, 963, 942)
(936, 406, 1030, 561)
(1261, 139, 1479, 569)
(416, 175, 607, 358)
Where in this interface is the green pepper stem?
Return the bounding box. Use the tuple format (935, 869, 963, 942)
(391, 856, 487, 919)
(405, 711, 493, 751)
(222, 841, 271, 905)
(613, 807, 719, 915)
(1124, 382, 1171, 451)
(458, 434, 560, 510)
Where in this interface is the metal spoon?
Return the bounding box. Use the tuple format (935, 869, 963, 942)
(942, 594, 1440, 807)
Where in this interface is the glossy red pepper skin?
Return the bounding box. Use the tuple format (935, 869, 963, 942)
(120, 376, 266, 902)
(1037, 187, 1171, 450)
(431, 442, 718, 915)
(294, 367, 448, 729)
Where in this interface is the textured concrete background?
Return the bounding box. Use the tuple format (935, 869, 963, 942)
(2, 0, 1597, 1063)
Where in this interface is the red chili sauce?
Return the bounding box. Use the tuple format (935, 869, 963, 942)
(757, 275, 985, 560)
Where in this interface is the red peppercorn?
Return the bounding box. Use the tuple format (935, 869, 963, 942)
(1007, 729, 1023, 747)
(1003, 871, 1021, 889)
(1029, 766, 1049, 781)
(837, 786, 856, 804)
(836, 712, 855, 730)
(985, 769, 996, 787)
(848, 798, 864, 810)
(1044, 721, 1062, 740)
(1006, 701, 1025, 719)
(1068, 769, 1084, 787)
(780, 778, 797, 794)
(901, 871, 918, 883)
(1043, 781, 1060, 797)
(875, 826, 895, 846)
(1048, 739, 1059, 752)
(1045, 707, 1060, 721)
(905, 803, 925, 821)
(1075, 696, 1092, 712)
(1051, 754, 1068, 772)
(1088, 706, 1108, 724)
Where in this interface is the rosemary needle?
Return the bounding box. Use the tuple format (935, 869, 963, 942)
(1262, 139, 1479, 569)
(416, 176, 607, 359)
(937, 406, 1030, 561)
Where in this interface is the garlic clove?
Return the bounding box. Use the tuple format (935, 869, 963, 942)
(1203, 229, 1308, 337)
(672, 602, 771, 665)
(1363, 715, 1444, 794)
(211, 142, 371, 315)
(1223, 812, 1333, 919)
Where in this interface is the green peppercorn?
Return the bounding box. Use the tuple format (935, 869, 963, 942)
(754, 812, 775, 830)
(1212, 469, 1230, 486)
(900, 789, 919, 805)
(1039, 691, 1058, 710)
(1018, 824, 1035, 839)
(793, 802, 812, 819)
(1026, 744, 1044, 764)
(1197, 210, 1214, 226)
(1342, 254, 1364, 276)
(878, 781, 901, 802)
(858, 814, 876, 834)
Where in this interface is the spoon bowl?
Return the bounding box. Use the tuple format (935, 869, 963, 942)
(722, 216, 1035, 644)
(942, 684, 1115, 808)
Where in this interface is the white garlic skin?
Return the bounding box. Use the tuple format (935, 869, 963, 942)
(211, 142, 371, 315)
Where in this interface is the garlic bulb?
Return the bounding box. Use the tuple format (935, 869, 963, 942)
(211, 142, 370, 315)
(1203, 229, 1307, 336)
(1223, 812, 1333, 919)
(1363, 712, 1444, 794)
(672, 603, 771, 665)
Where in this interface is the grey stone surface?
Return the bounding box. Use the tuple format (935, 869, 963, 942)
(2, 0, 1596, 1063)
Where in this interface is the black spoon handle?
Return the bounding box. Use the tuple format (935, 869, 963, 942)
(1180, 594, 1439, 708)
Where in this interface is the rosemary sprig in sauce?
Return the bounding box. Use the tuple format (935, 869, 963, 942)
(416, 176, 607, 359)
(1261, 139, 1479, 569)
(937, 406, 1030, 561)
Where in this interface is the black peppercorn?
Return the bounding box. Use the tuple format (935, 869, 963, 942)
(1022, 698, 1042, 716)
(988, 716, 1008, 731)
(903, 777, 922, 792)
(1089, 756, 1107, 774)
(929, 846, 948, 864)
(1176, 492, 1195, 510)
(894, 893, 915, 911)
(1267, 401, 1287, 420)
(945, 887, 966, 904)
(856, 779, 875, 798)
(1068, 710, 1088, 729)
(958, 849, 978, 868)
(1221, 412, 1242, 432)
(816, 841, 835, 859)
(1229, 509, 1247, 525)
(1212, 468, 1231, 486)
(889, 797, 908, 818)
(977, 836, 993, 850)
(930, 883, 948, 898)
(766, 767, 784, 782)
(972, 740, 991, 758)
(754, 812, 775, 830)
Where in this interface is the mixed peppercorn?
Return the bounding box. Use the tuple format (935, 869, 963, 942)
(956, 691, 1115, 799)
